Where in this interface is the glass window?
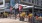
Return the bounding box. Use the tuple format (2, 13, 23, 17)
(41, 4, 42, 6)
(23, 0, 26, 1)
(0, 0, 3, 5)
(35, 0, 37, 4)
(5, 3, 10, 9)
(32, 0, 34, 3)
(29, 0, 31, 2)
(41, 1, 42, 4)
(37, 0, 39, 5)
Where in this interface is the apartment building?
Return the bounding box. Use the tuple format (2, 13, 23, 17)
(0, 0, 41, 8)
(20, 0, 41, 6)
(0, 0, 10, 12)
(15, 0, 42, 13)
(41, 0, 42, 8)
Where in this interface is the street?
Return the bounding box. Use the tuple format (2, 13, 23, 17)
(0, 18, 29, 23)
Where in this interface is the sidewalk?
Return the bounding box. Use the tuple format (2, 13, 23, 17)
(0, 18, 29, 23)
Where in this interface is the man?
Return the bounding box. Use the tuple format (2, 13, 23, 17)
(28, 12, 33, 23)
(3, 12, 8, 18)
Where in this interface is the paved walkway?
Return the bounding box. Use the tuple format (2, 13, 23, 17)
(0, 18, 29, 23)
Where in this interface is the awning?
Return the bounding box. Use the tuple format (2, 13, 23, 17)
(19, 4, 34, 9)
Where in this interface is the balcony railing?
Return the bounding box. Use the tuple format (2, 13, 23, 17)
(0, 0, 10, 3)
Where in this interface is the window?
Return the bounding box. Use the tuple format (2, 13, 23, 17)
(18, 0, 20, 3)
(41, 4, 42, 6)
(41, 1, 42, 4)
(32, 0, 34, 3)
(37, 0, 39, 5)
(35, 0, 37, 4)
(23, 0, 26, 1)
(29, 0, 31, 2)
(0, 0, 3, 5)
(5, 3, 10, 9)
(0, 0, 5, 7)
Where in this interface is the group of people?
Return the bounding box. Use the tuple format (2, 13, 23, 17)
(0, 12, 39, 23)
(16, 12, 33, 22)
(16, 12, 39, 23)
(0, 12, 14, 18)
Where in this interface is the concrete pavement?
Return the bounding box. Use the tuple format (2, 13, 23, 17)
(0, 18, 29, 23)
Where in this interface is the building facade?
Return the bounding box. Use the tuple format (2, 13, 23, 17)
(41, 0, 42, 8)
(0, 0, 10, 12)
(20, 0, 41, 6)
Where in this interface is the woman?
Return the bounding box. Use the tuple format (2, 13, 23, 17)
(20, 12, 25, 21)
(28, 12, 33, 23)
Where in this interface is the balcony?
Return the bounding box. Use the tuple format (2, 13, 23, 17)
(0, 0, 10, 4)
(20, 0, 41, 6)
(20, 0, 33, 6)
